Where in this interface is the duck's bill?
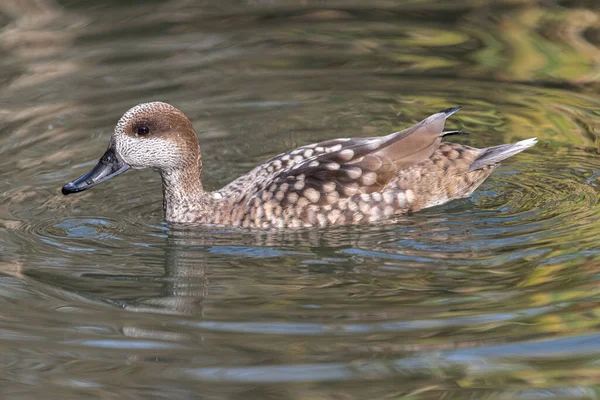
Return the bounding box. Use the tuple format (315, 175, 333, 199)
(61, 148, 130, 195)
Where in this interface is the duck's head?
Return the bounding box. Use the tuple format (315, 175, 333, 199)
(62, 102, 201, 195)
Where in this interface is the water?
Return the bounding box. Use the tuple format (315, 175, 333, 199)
(1, 0, 600, 398)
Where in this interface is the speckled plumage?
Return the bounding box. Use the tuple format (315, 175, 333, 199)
(62, 102, 537, 228)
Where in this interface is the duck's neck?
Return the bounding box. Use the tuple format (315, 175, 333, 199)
(160, 160, 212, 223)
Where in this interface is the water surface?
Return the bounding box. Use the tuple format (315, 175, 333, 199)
(1, 0, 600, 398)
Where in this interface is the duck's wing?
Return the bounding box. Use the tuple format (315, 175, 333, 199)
(245, 107, 461, 205)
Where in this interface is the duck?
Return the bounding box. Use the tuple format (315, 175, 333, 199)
(62, 102, 536, 228)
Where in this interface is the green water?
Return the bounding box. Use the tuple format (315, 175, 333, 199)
(1, 0, 600, 398)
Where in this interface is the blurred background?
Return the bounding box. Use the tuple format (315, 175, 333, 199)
(1, 0, 600, 398)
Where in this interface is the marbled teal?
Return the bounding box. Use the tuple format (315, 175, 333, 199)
(62, 102, 537, 228)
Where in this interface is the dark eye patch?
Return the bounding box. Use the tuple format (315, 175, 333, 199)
(137, 126, 150, 136)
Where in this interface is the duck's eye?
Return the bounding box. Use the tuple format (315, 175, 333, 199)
(137, 126, 150, 136)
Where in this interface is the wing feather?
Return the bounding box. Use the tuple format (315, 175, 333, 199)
(249, 108, 457, 207)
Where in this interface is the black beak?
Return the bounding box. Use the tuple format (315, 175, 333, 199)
(62, 148, 130, 195)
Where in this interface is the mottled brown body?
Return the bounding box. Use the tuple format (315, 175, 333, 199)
(196, 143, 495, 228)
(62, 102, 537, 228)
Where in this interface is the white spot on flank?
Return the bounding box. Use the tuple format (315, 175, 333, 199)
(369, 207, 381, 221)
(322, 181, 336, 193)
(271, 160, 282, 169)
(343, 183, 359, 196)
(346, 166, 362, 179)
(326, 191, 339, 204)
(297, 197, 310, 209)
(361, 172, 378, 186)
(383, 192, 394, 204)
(338, 149, 354, 161)
(328, 209, 341, 224)
(365, 139, 381, 149)
(287, 192, 299, 204)
(396, 192, 406, 207)
(304, 188, 320, 203)
(316, 213, 327, 226)
(359, 201, 370, 214)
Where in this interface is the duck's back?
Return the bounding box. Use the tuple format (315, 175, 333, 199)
(206, 109, 536, 228)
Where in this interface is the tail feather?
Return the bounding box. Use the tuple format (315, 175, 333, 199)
(440, 106, 461, 117)
(469, 138, 537, 171)
(441, 130, 469, 138)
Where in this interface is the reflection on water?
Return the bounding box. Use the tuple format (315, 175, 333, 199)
(1, 0, 600, 398)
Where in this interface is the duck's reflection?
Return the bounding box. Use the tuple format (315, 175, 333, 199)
(119, 215, 472, 320)
(120, 225, 360, 319)
(122, 229, 211, 318)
